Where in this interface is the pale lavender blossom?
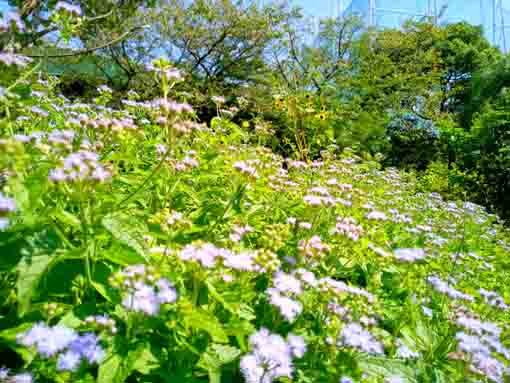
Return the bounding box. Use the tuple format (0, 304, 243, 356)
(55, 1, 82, 15)
(240, 328, 301, 383)
(427, 275, 474, 302)
(267, 288, 303, 323)
(49, 150, 110, 183)
(18, 323, 77, 358)
(0, 53, 32, 67)
(298, 236, 330, 258)
(57, 351, 82, 371)
(333, 217, 363, 241)
(479, 288, 509, 310)
(272, 272, 302, 295)
(234, 161, 258, 178)
(394, 248, 427, 263)
(338, 323, 384, 355)
(366, 211, 388, 221)
(0, 367, 9, 380)
(0, 11, 25, 31)
(229, 224, 253, 242)
(396, 339, 420, 359)
(287, 334, 306, 358)
(211, 96, 226, 104)
(9, 373, 33, 383)
(0, 192, 16, 227)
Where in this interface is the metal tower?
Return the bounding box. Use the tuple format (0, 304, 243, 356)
(339, 0, 509, 52)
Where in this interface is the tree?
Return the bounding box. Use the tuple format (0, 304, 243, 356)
(145, 0, 296, 92)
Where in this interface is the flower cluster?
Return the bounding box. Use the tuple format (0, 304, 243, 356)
(233, 160, 258, 178)
(303, 194, 336, 207)
(146, 64, 184, 82)
(84, 315, 117, 334)
(18, 323, 104, 372)
(396, 339, 420, 359)
(298, 235, 330, 259)
(455, 315, 509, 382)
(267, 272, 305, 322)
(153, 98, 193, 114)
(338, 323, 384, 355)
(49, 150, 111, 183)
(394, 248, 427, 263)
(240, 328, 306, 383)
(332, 217, 363, 241)
(365, 211, 388, 221)
(479, 288, 509, 310)
(0, 192, 16, 230)
(0, 52, 32, 68)
(0, 11, 25, 32)
(173, 152, 200, 172)
(54, 1, 82, 16)
(319, 277, 375, 303)
(427, 276, 474, 302)
(112, 265, 178, 316)
(149, 209, 190, 232)
(0, 369, 33, 383)
(229, 224, 253, 242)
(178, 242, 279, 273)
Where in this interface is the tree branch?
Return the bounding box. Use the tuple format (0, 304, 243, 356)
(25, 26, 143, 58)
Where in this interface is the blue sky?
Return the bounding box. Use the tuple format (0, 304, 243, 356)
(0, 0, 334, 15)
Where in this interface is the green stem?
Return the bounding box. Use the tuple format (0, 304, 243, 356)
(79, 189, 93, 290)
(116, 145, 173, 209)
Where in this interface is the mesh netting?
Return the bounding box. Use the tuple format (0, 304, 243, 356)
(344, 0, 510, 51)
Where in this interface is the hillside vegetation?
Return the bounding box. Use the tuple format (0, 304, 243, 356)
(1, 2, 510, 383)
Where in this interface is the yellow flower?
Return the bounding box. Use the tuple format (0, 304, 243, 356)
(242, 121, 250, 128)
(275, 100, 285, 109)
(316, 113, 327, 121)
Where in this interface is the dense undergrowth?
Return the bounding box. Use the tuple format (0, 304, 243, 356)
(0, 59, 510, 383)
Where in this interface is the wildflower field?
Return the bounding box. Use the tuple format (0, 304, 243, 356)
(1, 1, 510, 383)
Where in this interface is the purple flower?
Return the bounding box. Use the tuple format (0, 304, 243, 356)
(55, 1, 82, 15)
(57, 351, 82, 371)
(272, 272, 302, 295)
(122, 283, 160, 315)
(338, 323, 384, 355)
(9, 373, 33, 383)
(241, 328, 298, 383)
(18, 323, 78, 358)
(0, 367, 10, 380)
(287, 334, 306, 358)
(68, 333, 104, 364)
(267, 288, 303, 323)
(155, 278, 178, 304)
(394, 248, 426, 263)
(0, 193, 16, 217)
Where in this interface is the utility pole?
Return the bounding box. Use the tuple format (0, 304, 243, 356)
(368, 0, 375, 27)
(493, 0, 497, 45)
(433, 0, 438, 25)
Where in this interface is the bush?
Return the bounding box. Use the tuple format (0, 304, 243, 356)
(385, 111, 441, 170)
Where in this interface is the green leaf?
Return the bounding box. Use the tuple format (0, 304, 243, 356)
(58, 311, 83, 328)
(16, 254, 55, 315)
(102, 213, 149, 262)
(130, 344, 159, 374)
(52, 209, 81, 229)
(184, 308, 229, 343)
(97, 354, 123, 383)
(102, 243, 146, 266)
(0, 323, 37, 363)
(197, 344, 241, 383)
